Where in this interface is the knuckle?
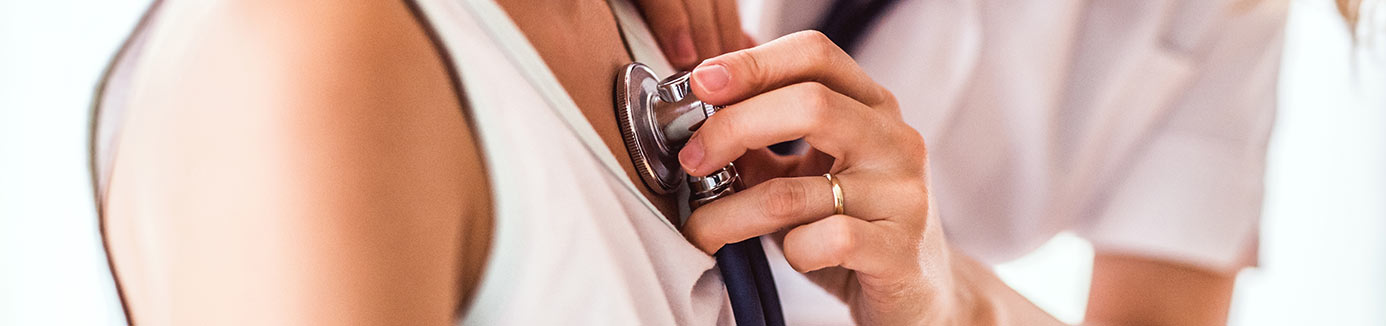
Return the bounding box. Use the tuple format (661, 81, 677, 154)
(910, 179, 931, 200)
(909, 131, 929, 165)
(896, 180, 930, 213)
(878, 90, 901, 113)
(824, 218, 857, 259)
(797, 29, 831, 42)
(890, 123, 929, 166)
(804, 82, 835, 106)
(759, 178, 808, 222)
(903, 127, 926, 150)
(881, 88, 899, 106)
(792, 30, 832, 49)
(794, 30, 839, 60)
(794, 83, 835, 120)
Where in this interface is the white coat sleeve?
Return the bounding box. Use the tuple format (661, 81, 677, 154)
(1076, 1, 1289, 273)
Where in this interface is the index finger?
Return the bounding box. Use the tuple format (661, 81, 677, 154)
(683, 176, 838, 253)
(688, 30, 892, 107)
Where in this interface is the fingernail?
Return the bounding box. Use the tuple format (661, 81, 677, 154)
(679, 137, 705, 174)
(693, 64, 729, 94)
(672, 29, 697, 67)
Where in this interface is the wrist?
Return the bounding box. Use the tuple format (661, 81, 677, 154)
(930, 248, 995, 326)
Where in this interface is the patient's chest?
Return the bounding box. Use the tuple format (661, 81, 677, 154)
(495, 0, 681, 220)
(426, 1, 733, 323)
(447, 33, 730, 324)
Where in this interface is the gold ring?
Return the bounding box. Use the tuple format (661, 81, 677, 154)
(824, 173, 844, 215)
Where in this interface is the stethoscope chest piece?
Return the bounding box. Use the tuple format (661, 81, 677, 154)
(615, 62, 785, 326)
(616, 63, 682, 194)
(615, 62, 716, 195)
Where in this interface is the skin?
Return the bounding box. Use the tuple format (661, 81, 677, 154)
(106, 1, 484, 324)
(103, 0, 1240, 325)
(1086, 255, 1237, 326)
(491, 0, 683, 219)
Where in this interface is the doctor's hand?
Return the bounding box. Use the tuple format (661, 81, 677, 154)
(679, 30, 960, 326)
(634, 0, 752, 69)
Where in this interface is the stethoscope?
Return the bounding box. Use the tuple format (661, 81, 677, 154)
(616, 62, 785, 326)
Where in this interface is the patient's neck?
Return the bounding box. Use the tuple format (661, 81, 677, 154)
(495, 0, 682, 220)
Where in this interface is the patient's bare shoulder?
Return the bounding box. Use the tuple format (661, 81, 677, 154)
(106, 1, 491, 324)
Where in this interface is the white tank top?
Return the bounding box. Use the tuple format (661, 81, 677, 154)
(412, 0, 734, 324)
(92, 0, 735, 324)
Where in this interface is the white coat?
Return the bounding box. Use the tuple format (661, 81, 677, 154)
(742, 0, 1288, 323)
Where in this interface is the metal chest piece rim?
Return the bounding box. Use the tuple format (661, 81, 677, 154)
(615, 62, 685, 195)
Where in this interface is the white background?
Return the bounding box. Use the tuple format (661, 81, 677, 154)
(2, 0, 1383, 325)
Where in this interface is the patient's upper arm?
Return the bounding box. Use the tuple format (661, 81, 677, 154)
(104, 1, 489, 324)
